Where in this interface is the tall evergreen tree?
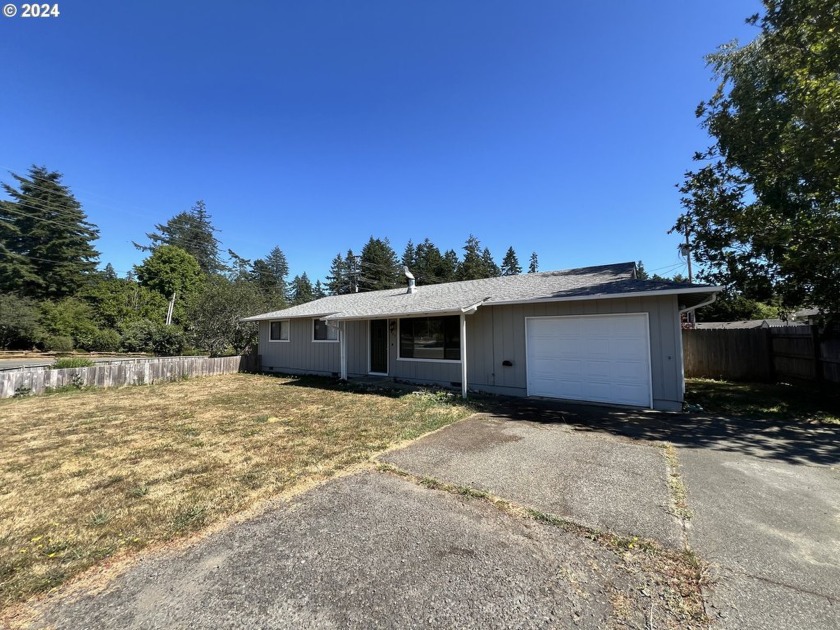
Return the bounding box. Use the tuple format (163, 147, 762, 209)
(251, 245, 289, 306)
(414, 238, 444, 285)
(325, 252, 349, 295)
(359, 237, 400, 291)
(528, 252, 539, 273)
(401, 240, 416, 271)
(481, 247, 500, 277)
(135, 200, 223, 274)
(313, 279, 327, 299)
(290, 273, 314, 305)
(0, 166, 100, 299)
(458, 235, 492, 280)
(500, 247, 522, 276)
(440, 249, 460, 283)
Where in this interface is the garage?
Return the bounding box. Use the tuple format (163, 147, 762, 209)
(525, 314, 652, 408)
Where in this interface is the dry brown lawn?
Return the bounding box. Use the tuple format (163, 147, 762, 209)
(0, 374, 472, 611)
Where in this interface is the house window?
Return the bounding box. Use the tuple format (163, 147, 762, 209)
(269, 320, 289, 342)
(313, 318, 339, 342)
(399, 316, 460, 361)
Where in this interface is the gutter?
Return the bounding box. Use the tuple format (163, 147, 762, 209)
(679, 292, 718, 315)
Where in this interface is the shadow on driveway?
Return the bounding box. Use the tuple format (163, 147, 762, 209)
(472, 398, 840, 468)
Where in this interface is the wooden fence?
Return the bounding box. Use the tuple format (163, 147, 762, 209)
(0, 355, 255, 399)
(683, 326, 840, 384)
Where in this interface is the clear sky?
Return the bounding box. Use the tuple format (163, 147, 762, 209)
(1, 0, 762, 283)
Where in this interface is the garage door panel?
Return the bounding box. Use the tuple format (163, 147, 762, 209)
(526, 314, 651, 408)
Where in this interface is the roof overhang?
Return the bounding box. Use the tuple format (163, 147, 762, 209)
(240, 312, 337, 322)
(485, 286, 722, 309)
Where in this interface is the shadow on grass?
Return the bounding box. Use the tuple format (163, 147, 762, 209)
(256, 373, 840, 467)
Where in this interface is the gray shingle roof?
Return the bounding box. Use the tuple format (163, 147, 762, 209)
(242, 262, 719, 322)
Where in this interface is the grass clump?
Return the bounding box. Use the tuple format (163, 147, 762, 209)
(51, 357, 94, 370)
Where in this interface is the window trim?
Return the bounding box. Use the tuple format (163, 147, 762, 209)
(396, 316, 462, 363)
(312, 318, 340, 343)
(268, 319, 290, 343)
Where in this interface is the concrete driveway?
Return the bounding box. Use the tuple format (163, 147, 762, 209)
(27, 400, 840, 629)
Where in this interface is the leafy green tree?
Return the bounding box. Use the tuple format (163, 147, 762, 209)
(189, 276, 270, 356)
(80, 276, 168, 329)
(136, 200, 223, 274)
(135, 245, 203, 324)
(119, 319, 186, 356)
(359, 237, 400, 291)
(0, 166, 99, 299)
(0, 294, 41, 349)
(674, 0, 840, 316)
(528, 252, 539, 273)
(696, 291, 779, 322)
(501, 247, 522, 276)
(40, 298, 100, 350)
(290, 273, 314, 304)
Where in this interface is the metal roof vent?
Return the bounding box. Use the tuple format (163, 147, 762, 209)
(404, 266, 416, 294)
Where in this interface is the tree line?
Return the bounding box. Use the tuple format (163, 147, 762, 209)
(0, 165, 539, 354)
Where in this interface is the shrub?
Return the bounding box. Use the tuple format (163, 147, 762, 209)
(120, 319, 185, 356)
(0, 295, 42, 349)
(52, 357, 94, 369)
(42, 335, 74, 353)
(90, 328, 121, 352)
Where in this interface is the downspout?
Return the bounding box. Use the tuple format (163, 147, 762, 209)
(679, 293, 718, 317)
(460, 313, 467, 399)
(339, 321, 347, 381)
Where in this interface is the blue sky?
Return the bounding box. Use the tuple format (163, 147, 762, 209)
(1, 1, 761, 283)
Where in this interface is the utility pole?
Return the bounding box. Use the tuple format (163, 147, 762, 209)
(679, 231, 695, 327)
(349, 255, 362, 293)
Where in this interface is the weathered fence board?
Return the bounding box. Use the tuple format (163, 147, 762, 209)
(682, 328, 772, 381)
(0, 356, 246, 398)
(683, 326, 840, 384)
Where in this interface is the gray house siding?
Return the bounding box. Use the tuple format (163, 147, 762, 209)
(256, 295, 684, 411)
(463, 296, 683, 410)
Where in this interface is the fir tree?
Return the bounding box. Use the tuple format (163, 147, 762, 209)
(401, 240, 416, 272)
(528, 252, 539, 273)
(135, 200, 223, 274)
(252, 246, 289, 306)
(326, 252, 349, 295)
(0, 166, 100, 299)
(359, 237, 400, 291)
(414, 238, 445, 285)
(458, 235, 494, 280)
(481, 247, 500, 277)
(500, 247, 522, 276)
(290, 273, 314, 305)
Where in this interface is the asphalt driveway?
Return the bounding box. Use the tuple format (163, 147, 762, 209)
(25, 400, 840, 629)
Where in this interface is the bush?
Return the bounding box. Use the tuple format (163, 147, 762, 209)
(42, 335, 74, 353)
(52, 357, 94, 369)
(90, 328, 121, 352)
(120, 319, 185, 356)
(0, 295, 42, 349)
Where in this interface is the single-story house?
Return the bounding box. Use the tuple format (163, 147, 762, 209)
(242, 262, 720, 411)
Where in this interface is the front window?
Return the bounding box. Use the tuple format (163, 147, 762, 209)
(269, 320, 289, 342)
(313, 318, 339, 342)
(399, 316, 460, 361)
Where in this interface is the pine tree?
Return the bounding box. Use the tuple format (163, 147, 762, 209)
(135, 200, 223, 274)
(401, 240, 416, 271)
(414, 238, 445, 285)
(440, 249, 460, 283)
(0, 166, 100, 299)
(252, 246, 289, 306)
(290, 273, 314, 305)
(326, 252, 349, 295)
(481, 247, 500, 277)
(528, 252, 539, 273)
(500, 247, 522, 276)
(359, 237, 400, 291)
(458, 235, 492, 280)
(313, 280, 327, 299)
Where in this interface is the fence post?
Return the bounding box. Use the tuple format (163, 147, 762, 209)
(812, 325, 823, 382)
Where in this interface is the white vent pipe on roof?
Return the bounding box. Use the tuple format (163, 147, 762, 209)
(404, 266, 416, 294)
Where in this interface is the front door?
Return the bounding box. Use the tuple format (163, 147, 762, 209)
(369, 319, 388, 374)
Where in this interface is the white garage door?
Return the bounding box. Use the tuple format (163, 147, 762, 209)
(526, 314, 652, 408)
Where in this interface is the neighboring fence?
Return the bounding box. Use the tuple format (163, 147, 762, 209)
(0, 355, 253, 399)
(683, 326, 840, 384)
